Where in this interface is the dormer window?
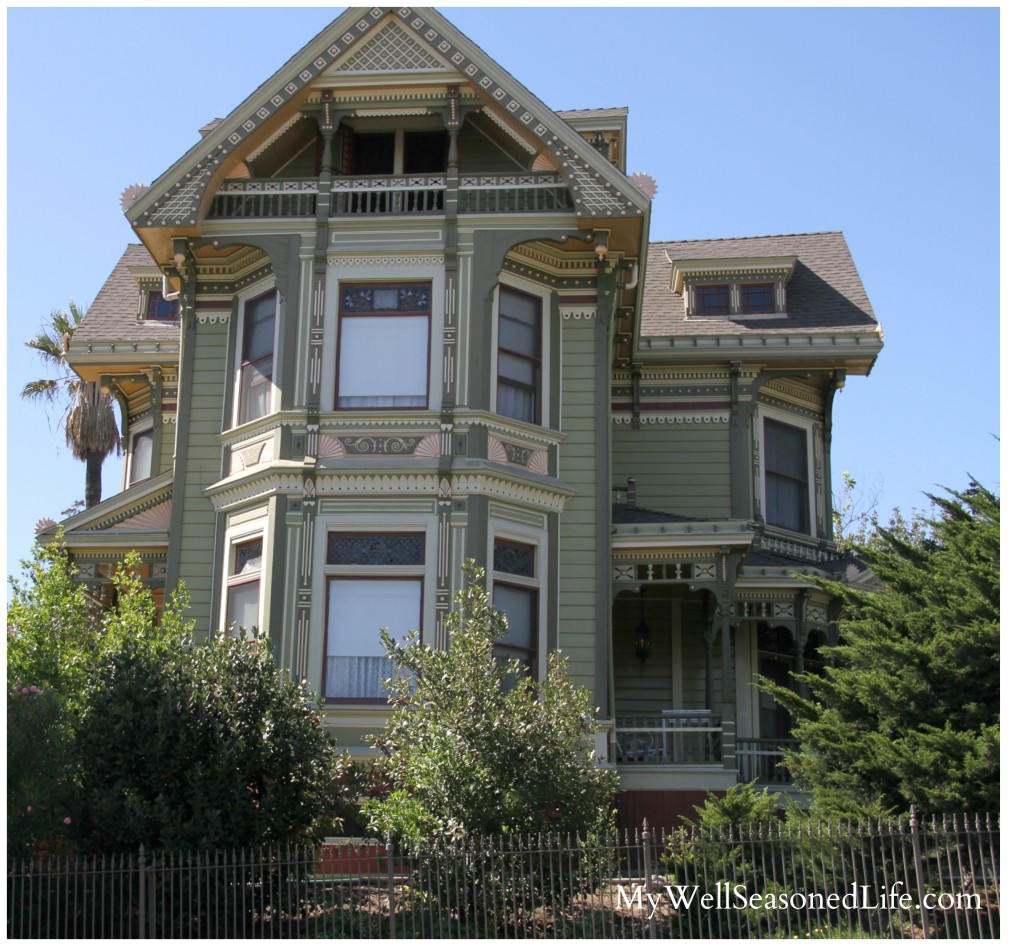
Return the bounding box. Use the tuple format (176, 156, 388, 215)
(668, 255, 797, 320)
(741, 283, 775, 314)
(145, 291, 179, 321)
(696, 285, 730, 315)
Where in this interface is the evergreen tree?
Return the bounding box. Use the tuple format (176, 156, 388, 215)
(765, 482, 999, 815)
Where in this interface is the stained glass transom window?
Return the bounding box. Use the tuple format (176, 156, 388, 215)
(493, 539, 535, 577)
(327, 533, 426, 566)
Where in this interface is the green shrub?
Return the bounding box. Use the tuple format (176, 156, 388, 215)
(74, 630, 339, 853)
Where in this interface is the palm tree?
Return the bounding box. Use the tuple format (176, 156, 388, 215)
(21, 303, 122, 509)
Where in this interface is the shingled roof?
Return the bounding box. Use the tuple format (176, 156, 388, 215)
(641, 231, 877, 336)
(73, 244, 178, 345)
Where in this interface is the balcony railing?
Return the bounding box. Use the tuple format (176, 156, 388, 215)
(736, 737, 798, 785)
(206, 173, 573, 220)
(208, 180, 318, 219)
(457, 174, 573, 213)
(614, 711, 722, 765)
(331, 175, 445, 215)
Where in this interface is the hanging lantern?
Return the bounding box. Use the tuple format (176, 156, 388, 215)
(634, 587, 652, 663)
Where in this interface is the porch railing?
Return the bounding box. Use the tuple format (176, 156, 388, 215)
(206, 172, 573, 220)
(614, 711, 722, 765)
(736, 736, 798, 785)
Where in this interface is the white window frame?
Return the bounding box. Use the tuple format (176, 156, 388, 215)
(232, 281, 278, 428)
(491, 275, 550, 429)
(221, 525, 267, 638)
(758, 407, 817, 538)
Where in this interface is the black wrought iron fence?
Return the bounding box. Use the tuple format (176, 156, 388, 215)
(7, 812, 999, 939)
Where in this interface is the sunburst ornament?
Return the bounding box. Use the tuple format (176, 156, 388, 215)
(34, 517, 57, 535)
(629, 172, 658, 200)
(120, 183, 150, 213)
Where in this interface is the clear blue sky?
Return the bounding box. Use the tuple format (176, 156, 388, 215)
(4, 5, 1000, 582)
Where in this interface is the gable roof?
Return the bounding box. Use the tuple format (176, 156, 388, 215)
(125, 7, 649, 235)
(641, 231, 878, 336)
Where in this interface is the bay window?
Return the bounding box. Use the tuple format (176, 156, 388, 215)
(237, 290, 277, 425)
(128, 427, 153, 485)
(224, 537, 263, 635)
(323, 533, 425, 701)
(336, 282, 430, 410)
(496, 287, 541, 425)
(492, 538, 539, 678)
(763, 418, 811, 533)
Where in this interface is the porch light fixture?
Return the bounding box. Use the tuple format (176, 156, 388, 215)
(634, 587, 652, 664)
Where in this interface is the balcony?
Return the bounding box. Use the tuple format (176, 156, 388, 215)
(206, 173, 573, 220)
(614, 711, 722, 765)
(736, 737, 797, 785)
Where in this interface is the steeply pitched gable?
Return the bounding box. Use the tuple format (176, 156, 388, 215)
(125, 7, 648, 236)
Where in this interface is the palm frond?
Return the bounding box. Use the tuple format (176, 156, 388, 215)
(65, 382, 122, 459)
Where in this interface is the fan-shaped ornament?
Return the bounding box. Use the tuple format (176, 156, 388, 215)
(34, 517, 57, 536)
(629, 172, 658, 200)
(120, 183, 150, 213)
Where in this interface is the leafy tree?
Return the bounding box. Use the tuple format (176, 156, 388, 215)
(7, 542, 187, 858)
(74, 628, 339, 853)
(21, 302, 121, 508)
(366, 564, 618, 845)
(8, 541, 339, 856)
(764, 482, 999, 815)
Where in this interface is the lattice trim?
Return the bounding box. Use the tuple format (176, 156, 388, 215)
(337, 20, 446, 72)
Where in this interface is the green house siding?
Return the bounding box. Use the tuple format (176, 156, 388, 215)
(612, 423, 732, 519)
(172, 321, 232, 633)
(556, 320, 602, 697)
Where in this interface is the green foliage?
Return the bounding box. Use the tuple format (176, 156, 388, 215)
(74, 630, 339, 852)
(687, 781, 785, 831)
(7, 686, 77, 860)
(766, 482, 999, 815)
(7, 540, 339, 857)
(366, 563, 617, 844)
(8, 536, 103, 716)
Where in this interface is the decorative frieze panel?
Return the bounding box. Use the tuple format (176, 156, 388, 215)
(316, 432, 446, 459)
(486, 436, 549, 475)
(612, 413, 729, 425)
(613, 562, 697, 583)
(229, 439, 273, 473)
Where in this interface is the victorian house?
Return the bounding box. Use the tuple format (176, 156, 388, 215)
(49, 6, 882, 828)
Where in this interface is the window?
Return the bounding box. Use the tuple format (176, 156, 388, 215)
(496, 287, 542, 425)
(337, 283, 430, 410)
(403, 131, 447, 174)
(145, 291, 179, 321)
(695, 284, 730, 315)
(492, 539, 539, 678)
(225, 538, 263, 635)
(237, 290, 276, 425)
(352, 132, 395, 175)
(764, 418, 810, 533)
(323, 533, 425, 701)
(128, 428, 153, 485)
(348, 129, 447, 175)
(741, 283, 775, 314)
